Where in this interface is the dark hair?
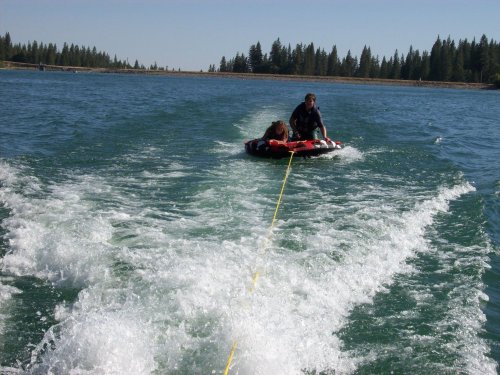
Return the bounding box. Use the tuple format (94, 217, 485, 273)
(304, 93, 316, 102)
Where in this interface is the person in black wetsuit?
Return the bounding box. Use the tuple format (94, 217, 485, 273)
(289, 93, 331, 142)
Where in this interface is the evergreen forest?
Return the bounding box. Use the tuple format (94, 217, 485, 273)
(0, 32, 146, 70)
(1, 31, 499, 87)
(214, 35, 500, 86)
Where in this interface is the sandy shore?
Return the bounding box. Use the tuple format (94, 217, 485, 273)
(2, 60, 494, 90)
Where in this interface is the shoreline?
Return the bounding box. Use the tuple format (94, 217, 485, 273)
(1, 60, 495, 91)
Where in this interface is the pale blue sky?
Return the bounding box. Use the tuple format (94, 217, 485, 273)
(1, 0, 499, 71)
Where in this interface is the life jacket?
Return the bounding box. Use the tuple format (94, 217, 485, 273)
(295, 103, 322, 133)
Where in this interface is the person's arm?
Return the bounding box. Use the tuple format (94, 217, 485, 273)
(289, 114, 300, 139)
(320, 125, 326, 139)
(316, 109, 331, 142)
(319, 125, 330, 141)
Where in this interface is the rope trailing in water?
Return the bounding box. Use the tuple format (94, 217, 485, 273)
(223, 151, 295, 375)
(251, 150, 295, 290)
(223, 341, 238, 375)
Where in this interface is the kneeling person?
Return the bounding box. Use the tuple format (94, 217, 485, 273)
(261, 120, 289, 142)
(289, 93, 331, 142)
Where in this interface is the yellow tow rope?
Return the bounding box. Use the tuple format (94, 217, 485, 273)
(223, 151, 295, 375)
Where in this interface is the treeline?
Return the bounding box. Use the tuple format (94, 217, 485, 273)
(0, 32, 150, 70)
(212, 35, 500, 85)
(2, 31, 499, 86)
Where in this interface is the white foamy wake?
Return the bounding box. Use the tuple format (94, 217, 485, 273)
(0, 177, 114, 287)
(30, 306, 157, 375)
(318, 145, 364, 163)
(234, 106, 293, 145)
(219, 181, 480, 374)
(2, 155, 493, 375)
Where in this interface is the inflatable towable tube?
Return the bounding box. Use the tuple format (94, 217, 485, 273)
(245, 138, 342, 158)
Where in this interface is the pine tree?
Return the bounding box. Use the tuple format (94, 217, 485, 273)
(249, 42, 263, 73)
(261, 53, 271, 74)
(4, 32, 12, 59)
(358, 45, 371, 78)
(219, 56, 227, 72)
(291, 44, 303, 75)
(429, 36, 442, 80)
(487, 39, 498, 83)
(327, 45, 339, 76)
(379, 56, 389, 79)
(452, 47, 465, 82)
(46, 43, 57, 65)
(341, 50, 356, 77)
(420, 50, 431, 80)
(410, 49, 422, 80)
(314, 48, 328, 76)
(390, 50, 401, 79)
(303, 43, 315, 75)
(232, 53, 248, 73)
(269, 38, 283, 73)
(440, 36, 454, 81)
(0, 36, 5, 61)
(369, 55, 380, 78)
(469, 38, 481, 82)
(490, 40, 500, 81)
(400, 46, 413, 80)
(478, 34, 490, 82)
(282, 44, 293, 74)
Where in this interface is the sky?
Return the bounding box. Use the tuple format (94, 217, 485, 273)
(1, 0, 499, 72)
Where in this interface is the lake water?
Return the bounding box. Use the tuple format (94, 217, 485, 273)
(0, 70, 499, 374)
